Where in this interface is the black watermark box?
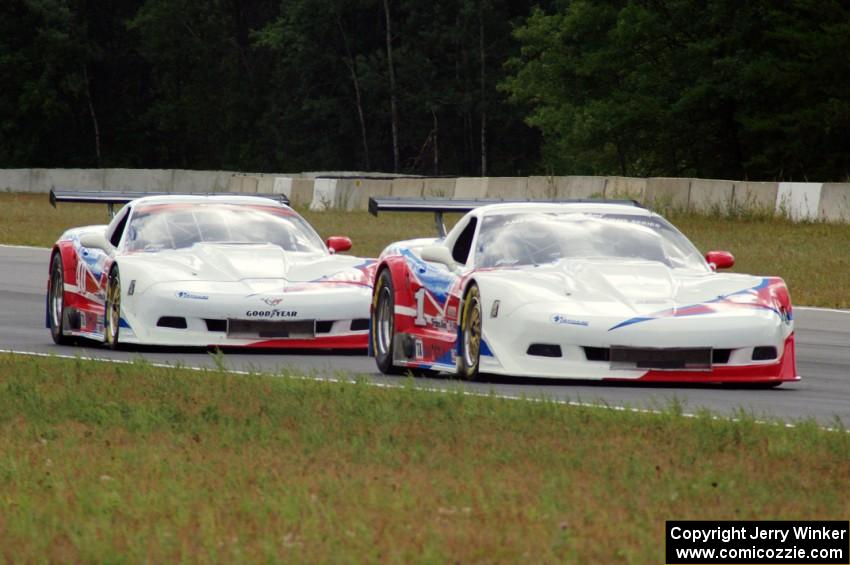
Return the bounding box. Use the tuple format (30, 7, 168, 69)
(666, 521, 849, 564)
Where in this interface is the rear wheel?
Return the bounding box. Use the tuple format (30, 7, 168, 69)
(104, 266, 122, 350)
(48, 252, 72, 345)
(372, 269, 403, 374)
(459, 283, 483, 380)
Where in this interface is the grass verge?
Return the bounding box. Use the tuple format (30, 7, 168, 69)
(0, 353, 848, 562)
(1, 192, 848, 307)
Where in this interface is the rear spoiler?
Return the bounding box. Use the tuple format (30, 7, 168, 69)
(368, 196, 644, 237)
(50, 189, 290, 218)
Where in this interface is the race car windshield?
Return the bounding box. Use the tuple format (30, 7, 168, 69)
(124, 203, 327, 253)
(475, 212, 708, 271)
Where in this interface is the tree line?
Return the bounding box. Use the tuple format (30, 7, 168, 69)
(1, 0, 848, 181)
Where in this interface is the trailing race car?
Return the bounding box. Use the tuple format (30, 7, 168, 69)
(368, 197, 798, 386)
(47, 190, 374, 349)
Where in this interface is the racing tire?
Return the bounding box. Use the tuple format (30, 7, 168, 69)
(459, 283, 483, 380)
(371, 269, 403, 375)
(48, 252, 73, 345)
(104, 265, 122, 350)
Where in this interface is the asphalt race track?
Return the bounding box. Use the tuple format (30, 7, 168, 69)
(2, 245, 848, 426)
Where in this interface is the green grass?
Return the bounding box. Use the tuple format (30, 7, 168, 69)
(0, 353, 848, 562)
(1, 192, 848, 307)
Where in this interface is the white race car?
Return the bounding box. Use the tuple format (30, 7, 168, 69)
(368, 198, 798, 386)
(47, 191, 375, 349)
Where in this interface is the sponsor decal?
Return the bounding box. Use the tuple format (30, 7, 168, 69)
(429, 318, 456, 332)
(447, 306, 458, 318)
(261, 297, 284, 306)
(176, 290, 209, 300)
(245, 309, 298, 318)
(551, 314, 589, 326)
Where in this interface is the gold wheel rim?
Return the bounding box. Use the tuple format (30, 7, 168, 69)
(462, 290, 481, 370)
(106, 275, 120, 343)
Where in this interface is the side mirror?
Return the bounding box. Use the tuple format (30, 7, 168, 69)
(420, 245, 456, 270)
(326, 236, 352, 254)
(706, 250, 734, 270)
(79, 231, 116, 255)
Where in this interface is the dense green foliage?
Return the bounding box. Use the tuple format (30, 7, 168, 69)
(1, 0, 848, 179)
(504, 0, 850, 180)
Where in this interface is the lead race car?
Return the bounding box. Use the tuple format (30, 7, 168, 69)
(47, 190, 375, 349)
(368, 197, 799, 386)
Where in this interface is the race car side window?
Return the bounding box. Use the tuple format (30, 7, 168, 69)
(452, 217, 477, 264)
(107, 205, 131, 248)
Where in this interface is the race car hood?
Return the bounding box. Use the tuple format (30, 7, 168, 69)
(121, 243, 372, 294)
(478, 259, 774, 319)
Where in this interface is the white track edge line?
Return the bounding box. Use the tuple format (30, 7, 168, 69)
(2, 348, 845, 433)
(795, 306, 850, 315)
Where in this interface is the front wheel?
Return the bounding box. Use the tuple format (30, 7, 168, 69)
(48, 252, 72, 345)
(459, 283, 483, 380)
(104, 266, 122, 350)
(372, 269, 403, 374)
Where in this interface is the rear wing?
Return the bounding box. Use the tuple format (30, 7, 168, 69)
(368, 196, 644, 237)
(50, 189, 290, 218)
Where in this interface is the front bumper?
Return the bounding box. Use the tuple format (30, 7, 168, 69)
(119, 280, 372, 348)
(477, 303, 798, 383)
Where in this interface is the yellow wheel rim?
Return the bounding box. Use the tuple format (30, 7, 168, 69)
(106, 274, 120, 344)
(462, 287, 482, 372)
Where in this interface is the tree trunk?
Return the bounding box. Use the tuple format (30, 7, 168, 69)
(83, 65, 101, 167)
(337, 16, 370, 170)
(479, 8, 487, 177)
(432, 107, 439, 174)
(383, 0, 400, 172)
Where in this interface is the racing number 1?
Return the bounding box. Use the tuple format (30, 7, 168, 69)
(414, 287, 427, 326)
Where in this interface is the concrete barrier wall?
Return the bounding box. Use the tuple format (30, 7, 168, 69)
(310, 178, 337, 211)
(553, 176, 605, 199)
(644, 177, 691, 209)
(734, 181, 778, 211)
(391, 178, 424, 198)
(3, 168, 849, 222)
(0, 169, 32, 192)
(689, 179, 735, 212)
(486, 177, 528, 199)
(527, 176, 557, 199)
(422, 178, 455, 197)
(31, 168, 106, 192)
(172, 169, 230, 193)
(104, 168, 172, 192)
(818, 183, 850, 222)
(776, 182, 822, 221)
(604, 176, 646, 201)
(454, 177, 488, 198)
